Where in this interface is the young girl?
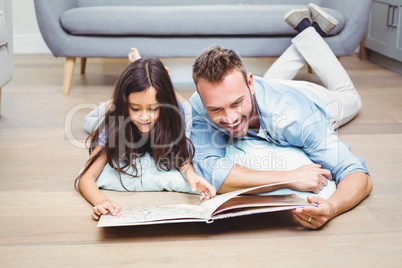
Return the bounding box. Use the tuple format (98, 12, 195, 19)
(76, 51, 216, 220)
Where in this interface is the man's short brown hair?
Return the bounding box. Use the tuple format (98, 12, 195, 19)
(192, 45, 247, 87)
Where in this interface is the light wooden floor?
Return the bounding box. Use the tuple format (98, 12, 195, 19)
(0, 53, 401, 267)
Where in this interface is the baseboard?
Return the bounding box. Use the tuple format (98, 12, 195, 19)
(13, 34, 51, 54)
(367, 50, 402, 75)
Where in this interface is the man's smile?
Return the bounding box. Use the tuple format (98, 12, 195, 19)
(226, 119, 241, 129)
(221, 117, 246, 134)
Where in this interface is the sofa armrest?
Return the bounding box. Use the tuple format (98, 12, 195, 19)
(0, 0, 13, 87)
(34, 0, 78, 56)
(321, 0, 373, 55)
(5, 0, 13, 57)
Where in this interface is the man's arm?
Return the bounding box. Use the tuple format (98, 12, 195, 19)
(270, 93, 373, 228)
(190, 105, 331, 193)
(293, 171, 373, 229)
(219, 163, 332, 194)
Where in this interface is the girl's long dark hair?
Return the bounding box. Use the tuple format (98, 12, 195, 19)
(75, 57, 194, 191)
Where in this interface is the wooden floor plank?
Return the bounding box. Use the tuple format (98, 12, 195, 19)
(0, 53, 401, 267)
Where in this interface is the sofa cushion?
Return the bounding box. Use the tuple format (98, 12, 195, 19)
(61, 5, 345, 37)
(76, 0, 323, 8)
(0, 10, 8, 46)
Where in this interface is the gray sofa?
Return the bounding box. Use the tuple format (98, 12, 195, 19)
(34, 0, 373, 95)
(0, 0, 13, 113)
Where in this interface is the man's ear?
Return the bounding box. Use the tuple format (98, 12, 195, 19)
(247, 73, 255, 94)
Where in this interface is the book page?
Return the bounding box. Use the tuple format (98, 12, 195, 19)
(98, 204, 207, 227)
(212, 194, 309, 216)
(257, 180, 336, 200)
(212, 205, 304, 220)
(200, 181, 294, 217)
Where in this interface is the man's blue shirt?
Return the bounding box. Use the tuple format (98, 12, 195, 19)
(190, 76, 369, 190)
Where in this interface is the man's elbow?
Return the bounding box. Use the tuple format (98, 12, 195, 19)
(365, 174, 374, 196)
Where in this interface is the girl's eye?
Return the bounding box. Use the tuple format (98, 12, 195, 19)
(130, 106, 159, 112)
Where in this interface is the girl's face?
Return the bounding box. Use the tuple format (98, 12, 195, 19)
(128, 86, 160, 133)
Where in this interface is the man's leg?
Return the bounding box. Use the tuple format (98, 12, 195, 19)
(267, 4, 362, 128)
(292, 27, 362, 127)
(262, 44, 306, 81)
(292, 27, 355, 93)
(263, 4, 339, 82)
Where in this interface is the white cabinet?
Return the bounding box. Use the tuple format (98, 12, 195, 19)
(365, 0, 402, 72)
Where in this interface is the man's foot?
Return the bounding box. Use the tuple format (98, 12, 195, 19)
(308, 3, 338, 35)
(128, 48, 142, 62)
(284, 9, 312, 33)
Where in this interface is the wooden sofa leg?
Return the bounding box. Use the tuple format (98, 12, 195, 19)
(64, 57, 76, 95)
(80, 58, 87, 74)
(358, 36, 368, 60)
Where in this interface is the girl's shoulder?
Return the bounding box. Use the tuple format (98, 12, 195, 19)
(97, 127, 108, 147)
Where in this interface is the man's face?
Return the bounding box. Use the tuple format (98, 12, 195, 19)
(197, 69, 256, 138)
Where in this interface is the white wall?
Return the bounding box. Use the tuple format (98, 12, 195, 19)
(13, 0, 50, 54)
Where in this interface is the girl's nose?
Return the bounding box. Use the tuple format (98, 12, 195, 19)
(140, 111, 150, 120)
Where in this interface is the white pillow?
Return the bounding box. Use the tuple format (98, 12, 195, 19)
(226, 139, 336, 200)
(96, 139, 335, 199)
(96, 152, 192, 193)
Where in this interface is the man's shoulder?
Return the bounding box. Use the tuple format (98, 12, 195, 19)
(254, 77, 312, 108)
(254, 76, 291, 100)
(189, 91, 200, 104)
(254, 77, 292, 109)
(189, 91, 206, 115)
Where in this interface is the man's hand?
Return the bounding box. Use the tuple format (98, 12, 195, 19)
(288, 164, 332, 193)
(293, 172, 373, 229)
(292, 196, 336, 229)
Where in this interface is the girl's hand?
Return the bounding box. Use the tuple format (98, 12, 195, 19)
(187, 174, 217, 200)
(92, 200, 121, 221)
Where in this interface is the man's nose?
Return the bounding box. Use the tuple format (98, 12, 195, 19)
(223, 109, 239, 124)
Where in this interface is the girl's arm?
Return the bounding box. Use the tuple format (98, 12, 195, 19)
(179, 162, 216, 200)
(78, 145, 121, 220)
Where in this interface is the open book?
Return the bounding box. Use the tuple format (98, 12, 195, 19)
(98, 180, 336, 227)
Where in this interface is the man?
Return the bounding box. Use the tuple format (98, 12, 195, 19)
(190, 4, 373, 229)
